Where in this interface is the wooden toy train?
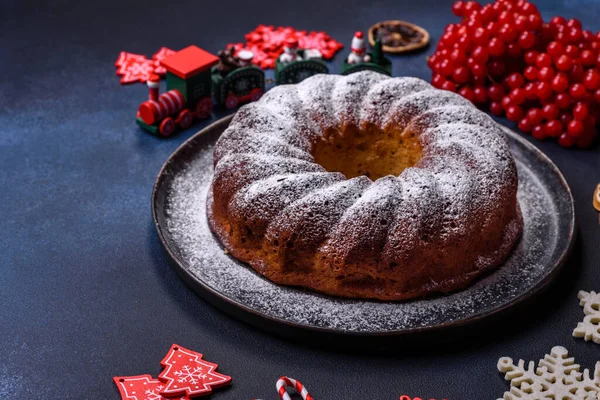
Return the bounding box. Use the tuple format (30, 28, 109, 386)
(136, 37, 390, 137)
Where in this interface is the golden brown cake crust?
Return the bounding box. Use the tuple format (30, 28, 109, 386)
(208, 72, 523, 301)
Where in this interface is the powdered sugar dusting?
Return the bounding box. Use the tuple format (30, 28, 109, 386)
(163, 131, 569, 332)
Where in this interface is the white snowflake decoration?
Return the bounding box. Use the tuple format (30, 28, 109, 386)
(174, 365, 207, 385)
(573, 290, 600, 344)
(144, 387, 163, 400)
(497, 345, 600, 399)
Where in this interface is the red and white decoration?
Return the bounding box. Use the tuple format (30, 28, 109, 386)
(347, 31, 371, 64)
(113, 374, 189, 400)
(253, 376, 313, 400)
(275, 376, 312, 400)
(157, 344, 232, 398)
(227, 25, 344, 69)
(115, 47, 177, 84)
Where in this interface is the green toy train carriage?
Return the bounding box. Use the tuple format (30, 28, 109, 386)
(136, 46, 218, 137)
(275, 50, 329, 85)
(341, 40, 392, 76)
(211, 64, 265, 109)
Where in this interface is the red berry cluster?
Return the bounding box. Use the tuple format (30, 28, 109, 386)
(428, 0, 598, 148)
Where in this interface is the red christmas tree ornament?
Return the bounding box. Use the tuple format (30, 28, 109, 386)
(158, 344, 232, 398)
(152, 47, 177, 76)
(113, 374, 189, 400)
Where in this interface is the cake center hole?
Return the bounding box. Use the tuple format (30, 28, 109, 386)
(312, 126, 422, 180)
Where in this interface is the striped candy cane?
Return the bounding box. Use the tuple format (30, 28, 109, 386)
(276, 376, 313, 400)
(252, 376, 313, 400)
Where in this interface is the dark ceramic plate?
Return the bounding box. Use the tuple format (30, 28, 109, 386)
(152, 115, 575, 342)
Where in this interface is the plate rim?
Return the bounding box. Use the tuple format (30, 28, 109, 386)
(151, 114, 576, 338)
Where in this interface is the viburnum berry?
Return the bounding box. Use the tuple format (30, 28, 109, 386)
(458, 86, 476, 103)
(547, 41, 564, 58)
(570, 83, 587, 99)
(499, 24, 518, 43)
(558, 132, 576, 147)
(507, 72, 525, 89)
(524, 82, 538, 99)
(537, 81, 554, 100)
(473, 86, 488, 103)
(525, 50, 539, 65)
(564, 44, 580, 58)
(551, 72, 570, 92)
(473, 27, 490, 45)
(580, 49, 596, 66)
(538, 66, 555, 82)
(536, 53, 553, 68)
(506, 105, 524, 122)
(488, 83, 505, 101)
(568, 28, 584, 43)
(441, 80, 457, 92)
(490, 101, 504, 116)
(489, 38, 506, 57)
(518, 117, 534, 133)
(555, 55, 573, 71)
(510, 88, 526, 105)
(527, 108, 544, 125)
(524, 65, 538, 81)
(566, 18, 582, 30)
(453, 67, 471, 84)
(545, 120, 563, 137)
(567, 119, 585, 137)
(542, 103, 559, 120)
(555, 92, 572, 108)
(573, 102, 589, 120)
(452, 1, 466, 16)
(550, 16, 567, 27)
(532, 124, 547, 140)
(450, 49, 467, 65)
(527, 13, 543, 31)
(583, 69, 600, 90)
(471, 46, 489, 63)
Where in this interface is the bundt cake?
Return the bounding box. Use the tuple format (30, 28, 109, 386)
(207, 71, 523, 301)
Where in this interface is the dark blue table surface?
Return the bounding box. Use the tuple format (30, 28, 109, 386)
(2, 0, 600, 398)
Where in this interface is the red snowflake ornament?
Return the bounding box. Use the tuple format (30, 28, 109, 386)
(113, 374, 189, 400)
(158, 344, 231, 398)
(117, 58, 156, 84)
(152, 47, 177, 76)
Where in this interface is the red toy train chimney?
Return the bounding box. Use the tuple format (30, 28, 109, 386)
(147, 74, 160, 101)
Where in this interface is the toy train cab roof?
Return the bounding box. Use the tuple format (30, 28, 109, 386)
(161, 46, 219, 79)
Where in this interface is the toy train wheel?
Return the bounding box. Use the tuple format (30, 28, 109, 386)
(176, 109, 193, 130)
(195, 97, 213, 119)
(159, 117, 176, 137)
(225, 93, 239, 109)
(250, 88, 264, 102)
